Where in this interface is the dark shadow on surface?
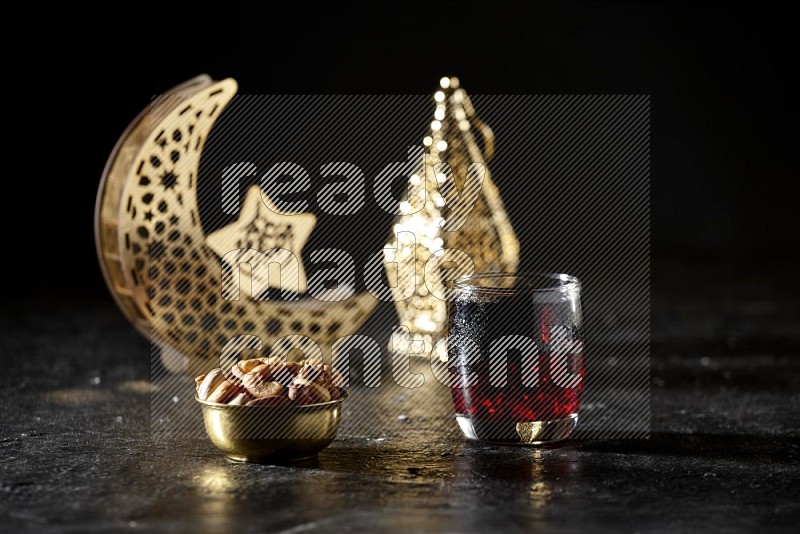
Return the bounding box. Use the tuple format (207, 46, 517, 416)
(574, 432, 800, 462)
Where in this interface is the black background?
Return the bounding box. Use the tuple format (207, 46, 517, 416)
(10, 1, 796, 298)
(3, 6, 798, 529)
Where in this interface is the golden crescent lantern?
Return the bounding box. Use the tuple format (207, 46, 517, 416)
(95, 75, 378, 376)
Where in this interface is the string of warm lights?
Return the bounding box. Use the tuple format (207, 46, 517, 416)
(386, 77, 520, 359)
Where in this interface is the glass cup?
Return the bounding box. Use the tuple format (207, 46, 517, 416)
(447, 273, 584, 444)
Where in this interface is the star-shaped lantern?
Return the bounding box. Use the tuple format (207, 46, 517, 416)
(206, 186, 316, 298)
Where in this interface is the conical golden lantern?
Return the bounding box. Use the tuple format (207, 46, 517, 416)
(385, 77, 519, 358)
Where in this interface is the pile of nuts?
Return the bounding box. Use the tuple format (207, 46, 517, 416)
(195, 357, 344, 406)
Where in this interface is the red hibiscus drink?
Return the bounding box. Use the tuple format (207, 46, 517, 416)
(447, 273, 584, 443)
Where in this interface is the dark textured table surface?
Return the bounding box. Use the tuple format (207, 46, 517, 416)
(2, 259, 799, 533)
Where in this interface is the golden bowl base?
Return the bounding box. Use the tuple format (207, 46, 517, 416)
(197, 392, 346, 463)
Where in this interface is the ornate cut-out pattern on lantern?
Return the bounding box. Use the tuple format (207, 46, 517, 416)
(385, 77, 519, 358)
(96, 75, 378, 376)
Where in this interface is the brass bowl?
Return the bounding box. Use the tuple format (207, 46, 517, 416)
(196, 390, 347, 463)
